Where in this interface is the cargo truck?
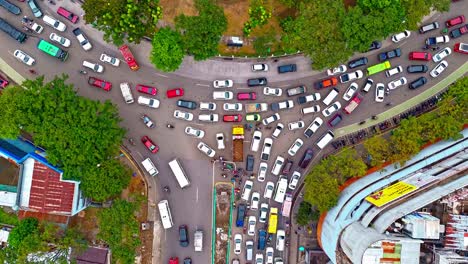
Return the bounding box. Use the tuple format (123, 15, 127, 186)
(245, 103, 268, 113)
(232, 126, 244, 162)
(343, 94, 363, 114)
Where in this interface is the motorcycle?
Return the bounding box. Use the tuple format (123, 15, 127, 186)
(141, 114, 155, 128)
(166, 124, 174, 129)
(128, 138, 136, 146)
(29, 69, 37, 75)
(163, 186, 170, 193)
(79, 70, 87, 75)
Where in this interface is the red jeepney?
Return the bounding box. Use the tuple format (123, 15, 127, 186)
(119, 45, 139, 71)
(343, 94, 363, 114)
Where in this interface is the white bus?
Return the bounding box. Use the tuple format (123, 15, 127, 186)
(168, 158, 190, 188)
(316, 130, 335, 150)
(273, 177, 288, 204)
(158, 200, 173, 229)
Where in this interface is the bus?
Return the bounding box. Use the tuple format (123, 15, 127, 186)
(268, 207, 278, 234)
(37, 39, 69, 61)
(158, 200, 174, 229)
(168, 158, 190, 188)
(366, 61, 391, 76)
(119, 45, 139, 71)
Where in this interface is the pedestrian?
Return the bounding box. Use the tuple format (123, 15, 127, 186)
(294, 231, 298, 235)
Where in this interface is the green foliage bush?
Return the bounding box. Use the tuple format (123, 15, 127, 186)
(0, 208, 18, 226)
(150, 27, 185, 72)
(243, 1, 272, 37)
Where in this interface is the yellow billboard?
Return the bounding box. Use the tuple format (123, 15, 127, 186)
(365, 182, 417, 207)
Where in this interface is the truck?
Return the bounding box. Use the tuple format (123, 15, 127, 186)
(21, 17, 43, 34)
(194, 230, 203, 252)
(245, 103, 268, 113)
(425, 35, 449, 46)
(343, 93, 363, 114)
(286, 85, 306, 97)
(0, 17, 27, 43)
(267, 207, 278, 234)
(119, 82, 134, 104)
(281, 194, 293, 218)
(119, 45, 139, 71)
(232, 126, 244, 162)
(141, 158, 158, 176)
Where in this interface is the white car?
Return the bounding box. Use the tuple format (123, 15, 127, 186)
(242, 180, 254, 201)
(327, 64, 347, 76)
(430, 60, 448, 78)
(99, 53, 120, 67)
(388, 77, 407, 90)
(339, 70, 363, 83)
(264, 181, 274, 199)
(304, 117, 323, 138)
(272, 123, 284, 138)
(288, 138, 304, 156)
(322, 101, 341, 117)
(49, 33, 70, 47)
(251, 192, 260, 210)
(276, 230, 285, 251)
(216, 133, 225, 149)
(13, 50, 35, 66)
(213, 91, 234, 100)
(184, 126, 205, 138)
(288, 121, 305, 130)
(385, 66, 403, 78)
(247, 216, 257, 236)
(198, 114, 219, 122)
(255, 253, 264, 264)
(261, 138, 273, 161)
(234, 234, 242, 255)
(137, 96, 159, 108)
(288, 171, 301, 190)
(29, 22, 44, 34)
(362, 78, 374, 93)
(173, 110, 194, 121)
(343, 82, 358, 101)
(375, 83, 385, 102)
(263, 113, 280, 126)
(271, 156, 285, 176)
(197, 142, 216, 157)
(271, 100, 294, 111)
(259, 203, 268, 223)
(252, 63, 269, 72)
(200, 102, 216, 111)
(246, 240, 254, 261)
(297, 93, 321, 104)
(42, 15, 66, 32)
(266, 247, 274, 264)
(72, 28, 92, 51)
(213, 79, 233, 88)
(433, 47, 451, 63)
(223, 103, 243, 111)
(257, 162, 268, 182)
(391, 30, 411, 43)
(251, 130, 262, 152)
(274, 257, 284, 264)
(82, 60, 104, 73)
(263, 87, 282, 96)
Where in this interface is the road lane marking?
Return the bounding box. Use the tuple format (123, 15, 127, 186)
(196, 83, 210, 87)
(196, 187, 199, 202)
(154, 73, 168, 78)
(398, 41, 407, 48)
(135, 151, 144, 159)
(236, 87, 250, 90)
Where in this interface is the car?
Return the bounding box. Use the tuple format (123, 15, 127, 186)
(183, 258, 192, 264)
(263, 87, 282, 96)
(198, 114, 219, 122)
(385, 66, 403, 78)
(246, 154, 255, 172)
(138, 96, 160, 108)
(174, 110, 194, 121)
(185, 126, 205, 138)
(177, 100, 197, 110)
(408, 51, 432, 61)
(446, 15, 465, 28)
(49, 33, 70, 47)
(179, 225, 189, 247)
(271, 156, 285, 175)
(169, 257, 179, 264)
(22, 20, 43, 34)
(314, 77, 338, 89)
(277, 64, 297, 73)
(348, 57, 368, 69)
(409, 77, 427, 90)
(141, 136, 159, 153)
(99, 53, 120, 67)
(257, 162, 267, 182)
(216, 133, 225, 149)
(257, 230, 267, 250)
(200, 102, 216, 111)
(299, 148, 314, 169)
(430, 60, 448, 78)
(378, 48, 401, 61)
(13, 50, 35, 66)
(276, 230, 285, 251)
(425, 35, 450, 46)
(288, 171, 301, 190)
(419, 21, 439, 34)
(262, 113, 280, 126)
(197, 142, 216, 157)
(261, 138, 273, 161)
(322, 101, 341, 117)
(328, 113, 343, 127)
(288, 121, 305, 131)
(249, 192, 259, 209)
(213, 91, 234, 100)
(247, 216, 257, 236)
(252, 63, 269, 72)
(304, 117, 323, 138)
(288, 138, 304, 156)
(433, 47, 452, 63)
(272, 123, 284, 138)
(388, 77, 407, 90)
(72, 28, 92, 51)
(454, 42, 468, 54)
(245, 240, 254, 261)
(213, 79, 233, 88)
(407, 65, 428, 73)
(0, 75, 9, 88)
(327, 64, 347, 76)
(281, 159, 292, 175)
(255, 253, 264, 264)
(167, 88, 184, 98)
(271, 100, 294, 111)
(57, 7, 79, 23)
(242, 180, 254, 201)
(339, 70, 363, 83)
(234, 234, 242, 255)
(223, 114, 242, 122)
(368, 40, 382, 51)
(88, 77, 112, 91)
(362, 78, 374, 93)
(391, 30, 411, 43)
(375, 83, 385, 102)
(343, 82, 358, 101)
(450, 24, 468, 38)
(297, 93, 321, 104)
(136, 84, 157, 95)
(247, 77, 267, 87)
(223, 103, 242, 111)
(264, 182, 274, 199)
(140, 114, 154, 129)
(251, 131, 262, 152)
(246, 114, 261, 122)
(27, 0, 42, 17)
(82, 61, 104, 73)
(259, 203, 268, 223)
(237, 92, 256, 100)
(42, 15, 66, 32)
(274, 257, 284, 264)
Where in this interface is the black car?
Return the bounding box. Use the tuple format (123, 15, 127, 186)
(368, 40, 382, 51)
(246, 154, 254, 172)
(183, 258, 192, 264)
(299, 148, 314, 169)
(236, 204, 246, 227)
(177, 99, 197, 109)
(348, 57, 368, 69)
(378, 48, 401, 62)
(277, 64, 297, 73)
(247, 77, 267, 87)
(409, 77, 427, 90)
(0, 0, 21, 15)
(179, 225, 189, 247)
(407, 65, 428, 73)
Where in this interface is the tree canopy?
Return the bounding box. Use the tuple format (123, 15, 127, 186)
(150, 27, 185, 72)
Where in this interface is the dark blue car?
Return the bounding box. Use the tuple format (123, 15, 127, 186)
(378, 48, 401, 62)
(257, 229, 267, 250)
(236, 204, 246, 227)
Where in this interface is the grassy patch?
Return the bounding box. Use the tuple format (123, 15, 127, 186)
(159, 0, 198, 23)
(0, 207, 19, 226)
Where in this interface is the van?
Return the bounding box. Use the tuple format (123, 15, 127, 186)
(245, 240, 254, 261)
(301, 105, 320, 115)
(273, 177, 288, 204)
(141, 158, 158, 176)
(0, 18, 27, 43)
(213, 91, 233, 100)
(158, 200, 173, 229)
(409, 51, 432, 61)
(42, 15, 66, 32)
(419, 21, 439, 34)
(194, 230, 203, 252)
(316, 130, 334, 149)
(322, 88, 339, 106)
(246, 155, 254, 171)
(278, 64, 297, 73)
(120, 82, 134, 104)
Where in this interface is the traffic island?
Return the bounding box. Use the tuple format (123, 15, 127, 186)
(212, 182, 234, 264)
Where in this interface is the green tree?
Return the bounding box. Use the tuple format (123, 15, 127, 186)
(322, 148, 367, 184)
(8, 218, 39, 249)
(296, 202, 320, 226)
(304, 167, 340, 213)
(82, 0, 162, 45)
(389, 117, 423, 164)
(150, 27, 185, 72)
(363, 136, 392, 167)
(401, 0, 451, 29)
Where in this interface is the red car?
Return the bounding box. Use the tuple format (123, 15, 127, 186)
(57, 7, 79, 24)
(136, 84, 157, 95)
(446, 15, 465, 28)
(168, 257, 178, 264)
(0, 75, 9, 88)
(88, 77, 112, 91)
(223, 114, 242, 122)
(408, 51, 432, 61)
(237, 92, 256, 100)
(167, 88, 184, 98)
(314, 77, 338, 89)
(454, 43, 468, 54)
(141, 136, 159, 153)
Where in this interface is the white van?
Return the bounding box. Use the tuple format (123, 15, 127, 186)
(273, 177, 288, 204)
(194, 230, 203, 252)
(213, 91, 234, 100)
(322, 88, 339, 106)
(316, 130, 334, 149)
(120, 82, 134, 104)
(141, 158, 158, 176)
(158, 200, 173, 229)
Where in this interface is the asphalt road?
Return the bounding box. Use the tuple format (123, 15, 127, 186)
(0, 1, 467, 264)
